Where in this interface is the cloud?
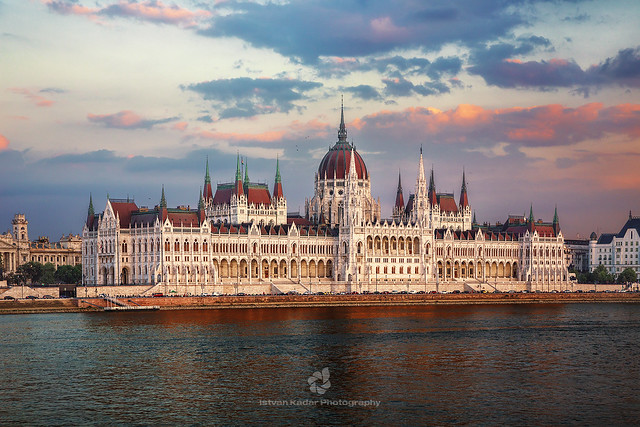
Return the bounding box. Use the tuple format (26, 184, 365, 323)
(469, 45, 640, 93)
(87, 110, 178, 129)
(343, 85, 382, 101)
(0, 134, 9, 151)
(43, 0, 212, 27)
(382, 77, 450, 97)
(199, 0, 526, 64)
(353, 103, 640, 149)
(9, 87, 55, 107)
(183, 77, 322, 119)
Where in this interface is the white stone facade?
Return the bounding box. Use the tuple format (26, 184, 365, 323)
(82, 107, 569, 292)
(589, 213, 640, 280)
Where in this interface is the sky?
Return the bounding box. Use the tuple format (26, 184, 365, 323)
(1, 0, 639, 241)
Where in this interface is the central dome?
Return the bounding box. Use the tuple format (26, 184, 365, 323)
(317, 105, 368, 180)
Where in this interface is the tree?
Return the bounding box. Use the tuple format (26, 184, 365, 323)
(617, 267, 638, 285)
(17, 261, 44, 284)
(593, 265, 614, 284)
(41, 263, 56, 285)
(55, 264, 82, 284)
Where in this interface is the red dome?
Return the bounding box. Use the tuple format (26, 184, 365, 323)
(317, 142, 368, 180)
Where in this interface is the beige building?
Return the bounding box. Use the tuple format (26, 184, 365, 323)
(0, 213, 81, 277)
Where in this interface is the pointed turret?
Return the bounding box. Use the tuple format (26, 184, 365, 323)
(273, 156, 284, 200)
(86, 193, 95, 227)
(160, 185, 167, 208)
(459, 169, 469, 208)
(428, 167, 437, 206)
(528, 204, 535, 232)
(203, 157, 213, 201)
(338, 96, 347, 143)
(243, 157, 249, 185)
(159, 185, 168, 222)
(552, 204, 560, 234)
(472, 211, 477, 226)
(395, 171, 405, 211)
(234, 153, 244, 197)
(198, 188, 206, 223)
(528, 204, 534, 223)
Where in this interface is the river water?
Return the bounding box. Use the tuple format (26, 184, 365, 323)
(1, 303, 639, 425)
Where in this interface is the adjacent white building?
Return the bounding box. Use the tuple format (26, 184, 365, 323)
(589, 212, 640, 280)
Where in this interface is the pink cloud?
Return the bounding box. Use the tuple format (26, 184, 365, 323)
(9, 88, 55, 107)
(172, 122, 188, 131)
(196, 130, 287, 143)
(87, 110, 177, 129)
(43, 1, 212, 27)
(358, 102, 640, 147)
(0, 134, 8, 150)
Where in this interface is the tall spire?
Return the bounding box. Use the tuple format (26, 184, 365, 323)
(273, 156, 284, 200)
(234, 153, 244, 196)
(88, 193, 94, 217)
(395, 170, 405, 210)
(86, 193, 95, 227)
(243, 157, 249, 185)
(160, 185, 167, 208)
(338, 96, 348, 143)
(203, 157, 213, 201)
(235, 153, 242, 182)
(553, 204, 559, 224)
(428, 167, 437, 206)
(459, 168, 469, 208)
(528, 204, 534, 223)
(472, 210, 477, 225)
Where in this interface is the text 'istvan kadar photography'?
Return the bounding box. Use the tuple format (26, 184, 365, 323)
(1, 0, 640, 425)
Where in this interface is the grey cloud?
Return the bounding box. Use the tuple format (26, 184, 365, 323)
(199, 0, 527, 65)
(343, 85, 382, 101)
(183, 77, 322, 119)
(382, 77, 450, 97)
(469, 45, 640, 93)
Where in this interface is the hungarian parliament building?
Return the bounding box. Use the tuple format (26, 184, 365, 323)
(82, 106, 569, 292)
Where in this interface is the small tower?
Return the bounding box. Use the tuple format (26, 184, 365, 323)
(159, 185, 168, 222)
(203, 157, 213, 204)
(553, 204, 560, 235)
(273, 156, 284, 200)
(393, 171, 405, 222)
(234, 153, 244, 198)
(12, 214, 28, 241)
(459, 169, 469, 208)
(86, 194, 95, 228)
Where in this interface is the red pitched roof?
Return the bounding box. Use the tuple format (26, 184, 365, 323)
(246, 186, 272, 206)
(167, 211, 200, 227)
(437, 194, 458, 213)
(110, 201, 139, 228)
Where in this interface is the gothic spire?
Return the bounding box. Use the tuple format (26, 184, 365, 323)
(529, 204, 534, 223)
(243, 157, 249, 185)
(553, 204, 559, 224)
(234, 153, 244, 196)
(203, 157, 213, 201)
(459, 168, 469, 208)
(205, 156, 211, 184)
(395, 170, 405, 210)
(428, 167, 437, 206)
(273, 156, 284, 200)
(160, 185, 167, 208)
(338, 96, 348, 143)
(88, 193, 94, 217)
